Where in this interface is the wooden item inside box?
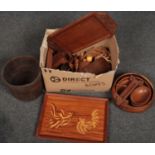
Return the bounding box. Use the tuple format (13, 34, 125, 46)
(47, 12, 117, 54)
(45, 46, 112, 75)
(45, 48, 53, 68)
(36, 93, 109, 142)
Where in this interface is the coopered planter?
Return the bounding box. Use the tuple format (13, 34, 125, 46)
(1, 56, 43, 101)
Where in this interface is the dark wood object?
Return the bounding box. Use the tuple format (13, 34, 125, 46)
(112, 73, 154, 113)
(1, 56, 43, 101)
(78, 58, 111, 75)
(47, 12, 117, 53)
(36, 93, 109, 142)
(46, 48, 53, 68)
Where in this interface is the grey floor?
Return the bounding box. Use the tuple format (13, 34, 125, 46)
(0, 12, 155, 143)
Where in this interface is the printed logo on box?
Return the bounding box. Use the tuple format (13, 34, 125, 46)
(50, 76, 106, 88)
(50, 76, 90, 83)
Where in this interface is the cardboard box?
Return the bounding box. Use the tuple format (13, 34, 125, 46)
(40, 29, 120, 93)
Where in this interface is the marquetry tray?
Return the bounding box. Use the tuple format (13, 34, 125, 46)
(36, 93, 109, 142)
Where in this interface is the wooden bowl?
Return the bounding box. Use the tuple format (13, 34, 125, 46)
(112, 73, 154, 113)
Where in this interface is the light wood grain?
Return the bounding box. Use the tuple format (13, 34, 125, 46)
(36, 93, 109, 142)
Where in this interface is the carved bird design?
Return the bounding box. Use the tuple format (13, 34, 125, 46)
(49, 103, 73, 129)
(76, 109, 100, 134)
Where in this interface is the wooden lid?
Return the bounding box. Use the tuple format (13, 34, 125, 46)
(47, 12, 117, 53)
(36, 93, 109, 142)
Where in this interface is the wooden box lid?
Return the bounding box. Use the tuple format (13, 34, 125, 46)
(36, 93, 109, 142)
(47, 12, 117, 53)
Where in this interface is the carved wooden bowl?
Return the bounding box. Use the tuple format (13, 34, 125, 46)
(112, 73, 154, 113)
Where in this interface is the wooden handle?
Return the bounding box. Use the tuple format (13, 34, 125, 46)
(116, 76, 143, 106)
(120, 76, 140, 98)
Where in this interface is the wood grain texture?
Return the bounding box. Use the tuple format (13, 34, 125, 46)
(46, 48, 53, 68)
(112, 73, 154, 113)
(47, 12, 117, 53)
(36, 93, 109, 142)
